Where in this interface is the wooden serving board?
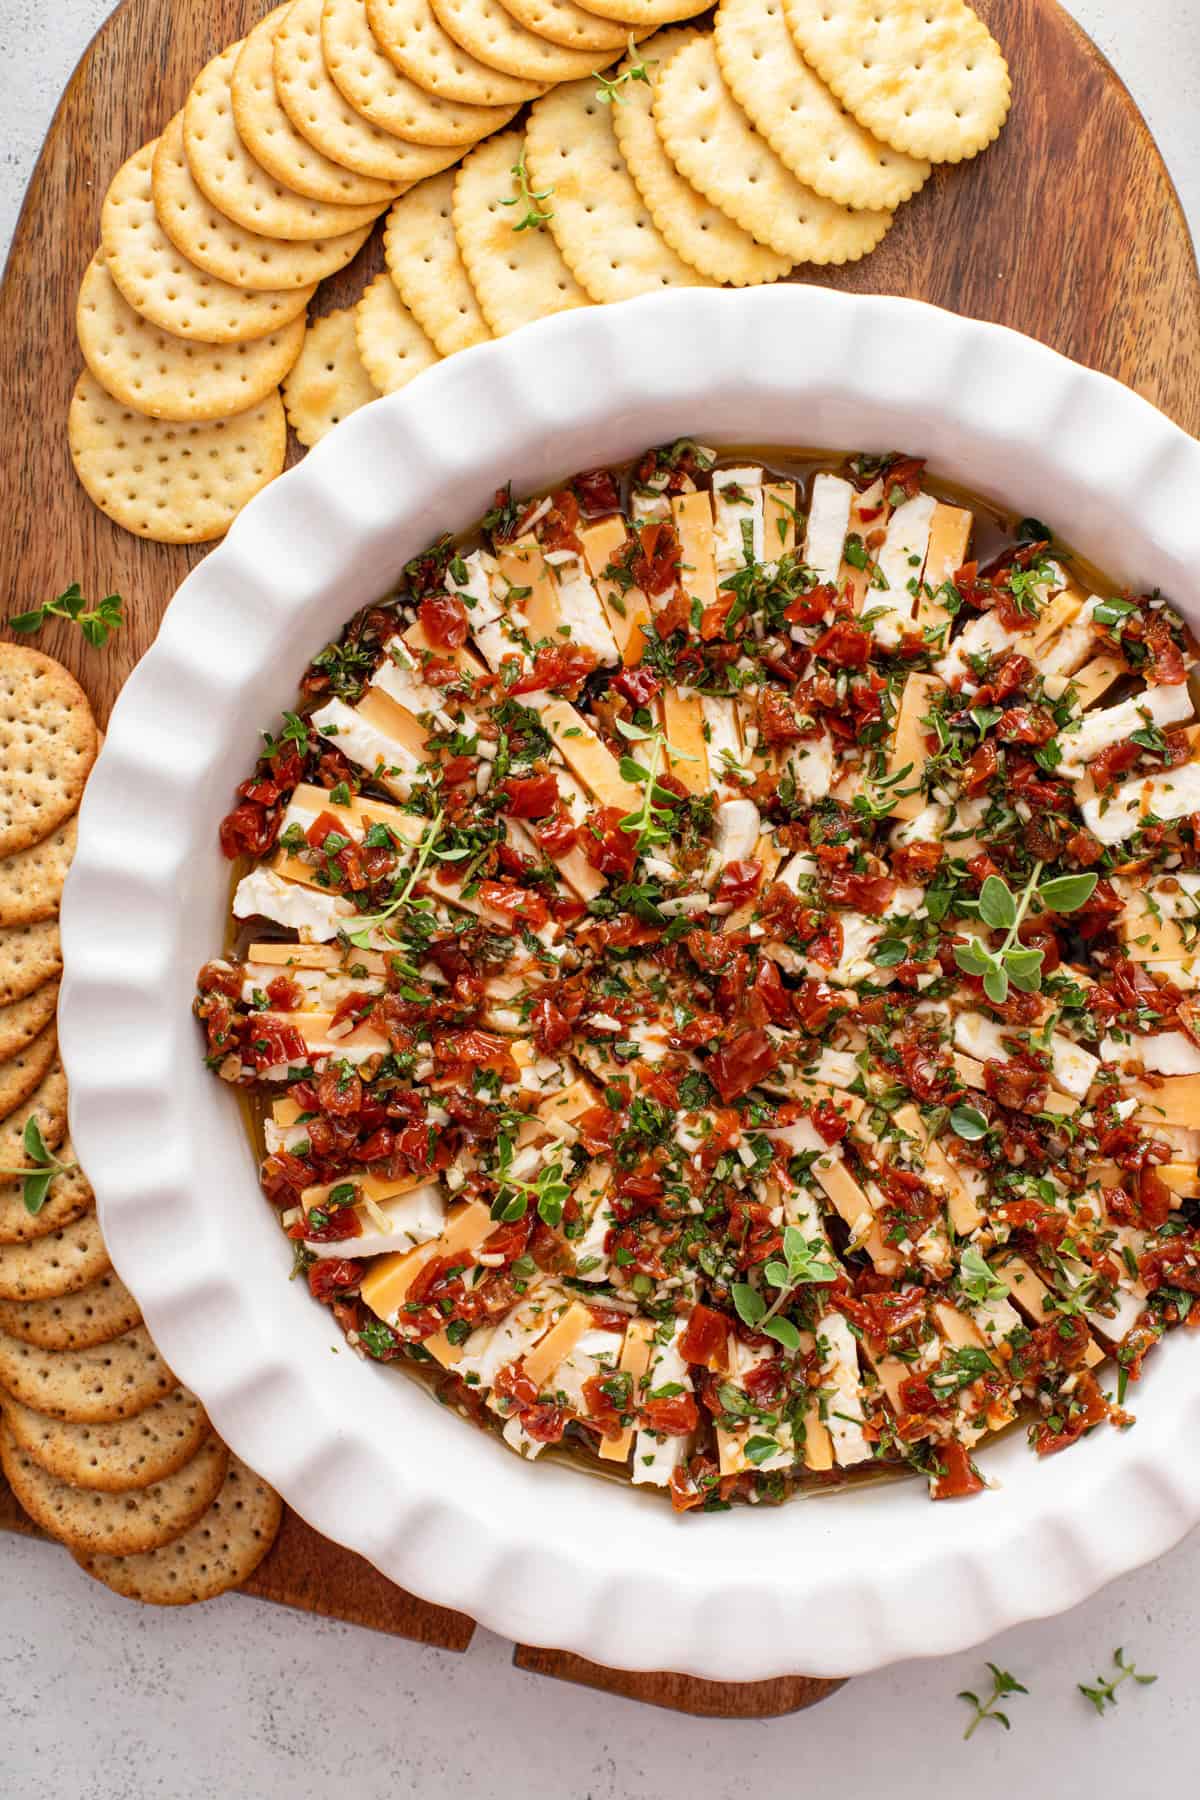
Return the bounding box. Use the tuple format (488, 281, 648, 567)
(0, 0, 1196, 1718)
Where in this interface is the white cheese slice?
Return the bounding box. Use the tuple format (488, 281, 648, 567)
(446, 547, 500, 622)
(1140, 1031, 1200, 1076)
(546, 1327, 625, 1410)
(632, 1320, 693, 1488)
(306, 1183, 444, 1260)
(953, 1012, 1098, 1101)
(371, 638, 455, 723)
(700, 695, 745, 795)
(711, 465, 764, 574)
(935, 610, 1022, 687)
(803, 473, 854, 586)
(1082, 759, 1200, 845)
(865, 492, 936, 644)
(233, 867, 355, 940)
(777, 729, 835, 804)
(242, 963, 382, 1010)
(1040, 596, 1101, 676)
(891, 801, 950, 846)
(550, 556, 621, 666)
(706, 797, 761, 880)
(804, 911, 893, 989)
(309, 698, 421, 788)
(1059, 683, 1193, 777)
(816, 1311, 872, 1466)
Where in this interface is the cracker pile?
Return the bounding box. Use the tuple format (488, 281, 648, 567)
(0, 644, 282, 1603)
(68, 0, 1009, 541)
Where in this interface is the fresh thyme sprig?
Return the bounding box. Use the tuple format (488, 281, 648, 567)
(10, 583, 124, 649)
(500, 146, 554, 232)
(954, 862, 1097, 1004)
(344, 810, 445, 949)
(595, 40, 655, 106)
(731, 1226, 837, 1352)
(615, 721, 681, 862)
(958, 1664, 1029, 1739)
(1078, 1648, 1157, 1716)
(490, 1132, 570, 1229)
(0, 1118, 79, 1216)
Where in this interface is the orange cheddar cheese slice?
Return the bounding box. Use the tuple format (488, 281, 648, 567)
(888, 673, 945, 821)
(598, 1318, 656, 1464)
(669, 491, 718, 609)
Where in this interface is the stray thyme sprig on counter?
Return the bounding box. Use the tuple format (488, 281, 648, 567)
(958, 1664, 1029, 1740)
(10, 582, 123, 648)
(1078, 1648, 1157, 1716)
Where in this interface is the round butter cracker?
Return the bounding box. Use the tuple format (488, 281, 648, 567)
(0, 1268, 140, 1352)
(429, 0, 622, 82)
(714, 0, 929, 210)
(0, 921, 63, 1009)
(77, 251, 305, 423)
(323, 0, 517, 147)
(0, 816, 76, 930)
(653, 35, 892, 264)
(781, 0, 1011, 164)
(1, 1420, 229, 1556)
(355, 272, 440, 393)
(611, 29, 791, 286)
(185, 40, 389, 241)
(101, 141, 315, 344)
(502, 0, 630, 51)
(452, 128, 590, 336)
(153, 112, 374, 292)
(366, 0, 547, 107)
(384, 173, 491, 355)
(234, 7, 401, 204)
(1, 1386, 209, 1492)
(69, 371, 287, 545)
(74, 1454, 283, 1605)
(275, 0, 466, 184)
(0, 1323, 173, 1422)
(0, 649, 95, 860)
(569, 0, 711, 25)
(526, 76, 708, 301)
(283, 307, 380, 446)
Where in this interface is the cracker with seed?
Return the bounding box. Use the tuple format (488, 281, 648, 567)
(77, 252, 305, 424)
(0, 982, 59, 1068)
(366, 0, 547, 107)
(782, 0, 1010, 163)
(0, 1065, 67, 1166)
(1, 1387, 209, 1493)
(75, 1454, 283, 1604)
(611, 30, 790, 285)
(715, 0, 929, 209)
(570, 0, 710, 24)
(0, 649, 95, 861)
(0, 921, 63, 1008)
(153, 112, 374, 292)
(384, 174, 491, 355)
(526, 77, 707, 302)
(0, 817, 75, 930)
(323, 0, 516, 148)
(0, 1158, 92, 1248)
(430, 0, 620, 82)
(186, 42, 388, 242)
(276, 0, 466, 184)
(69, 372, 287, 544)
(102, 141, 315, 344)
(0, 1022, 58, 1125)
(283, 308, 380, 446)
(234, 7, 400, 205)
(0, 1323, 173, 1421)
(1, 1421, 229, 1556)
(453, 128, 590, 335)
(0, 1268, 140, 1352)
(653, 36, 892, 264)
(355, 272, 440, 394)
(0, 1209, 110, 1304)
(503, 0, 629, 51)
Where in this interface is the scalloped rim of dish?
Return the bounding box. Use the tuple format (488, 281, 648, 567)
(59, 287, 1200, 1681)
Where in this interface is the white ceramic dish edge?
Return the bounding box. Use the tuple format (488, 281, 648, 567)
(59, 287, 1200, 1680)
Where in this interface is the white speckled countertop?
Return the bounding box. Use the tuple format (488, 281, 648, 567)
(2, 5, 1198, 1796)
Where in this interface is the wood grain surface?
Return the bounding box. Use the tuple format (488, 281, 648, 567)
(0, 0, 1196, 1719)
